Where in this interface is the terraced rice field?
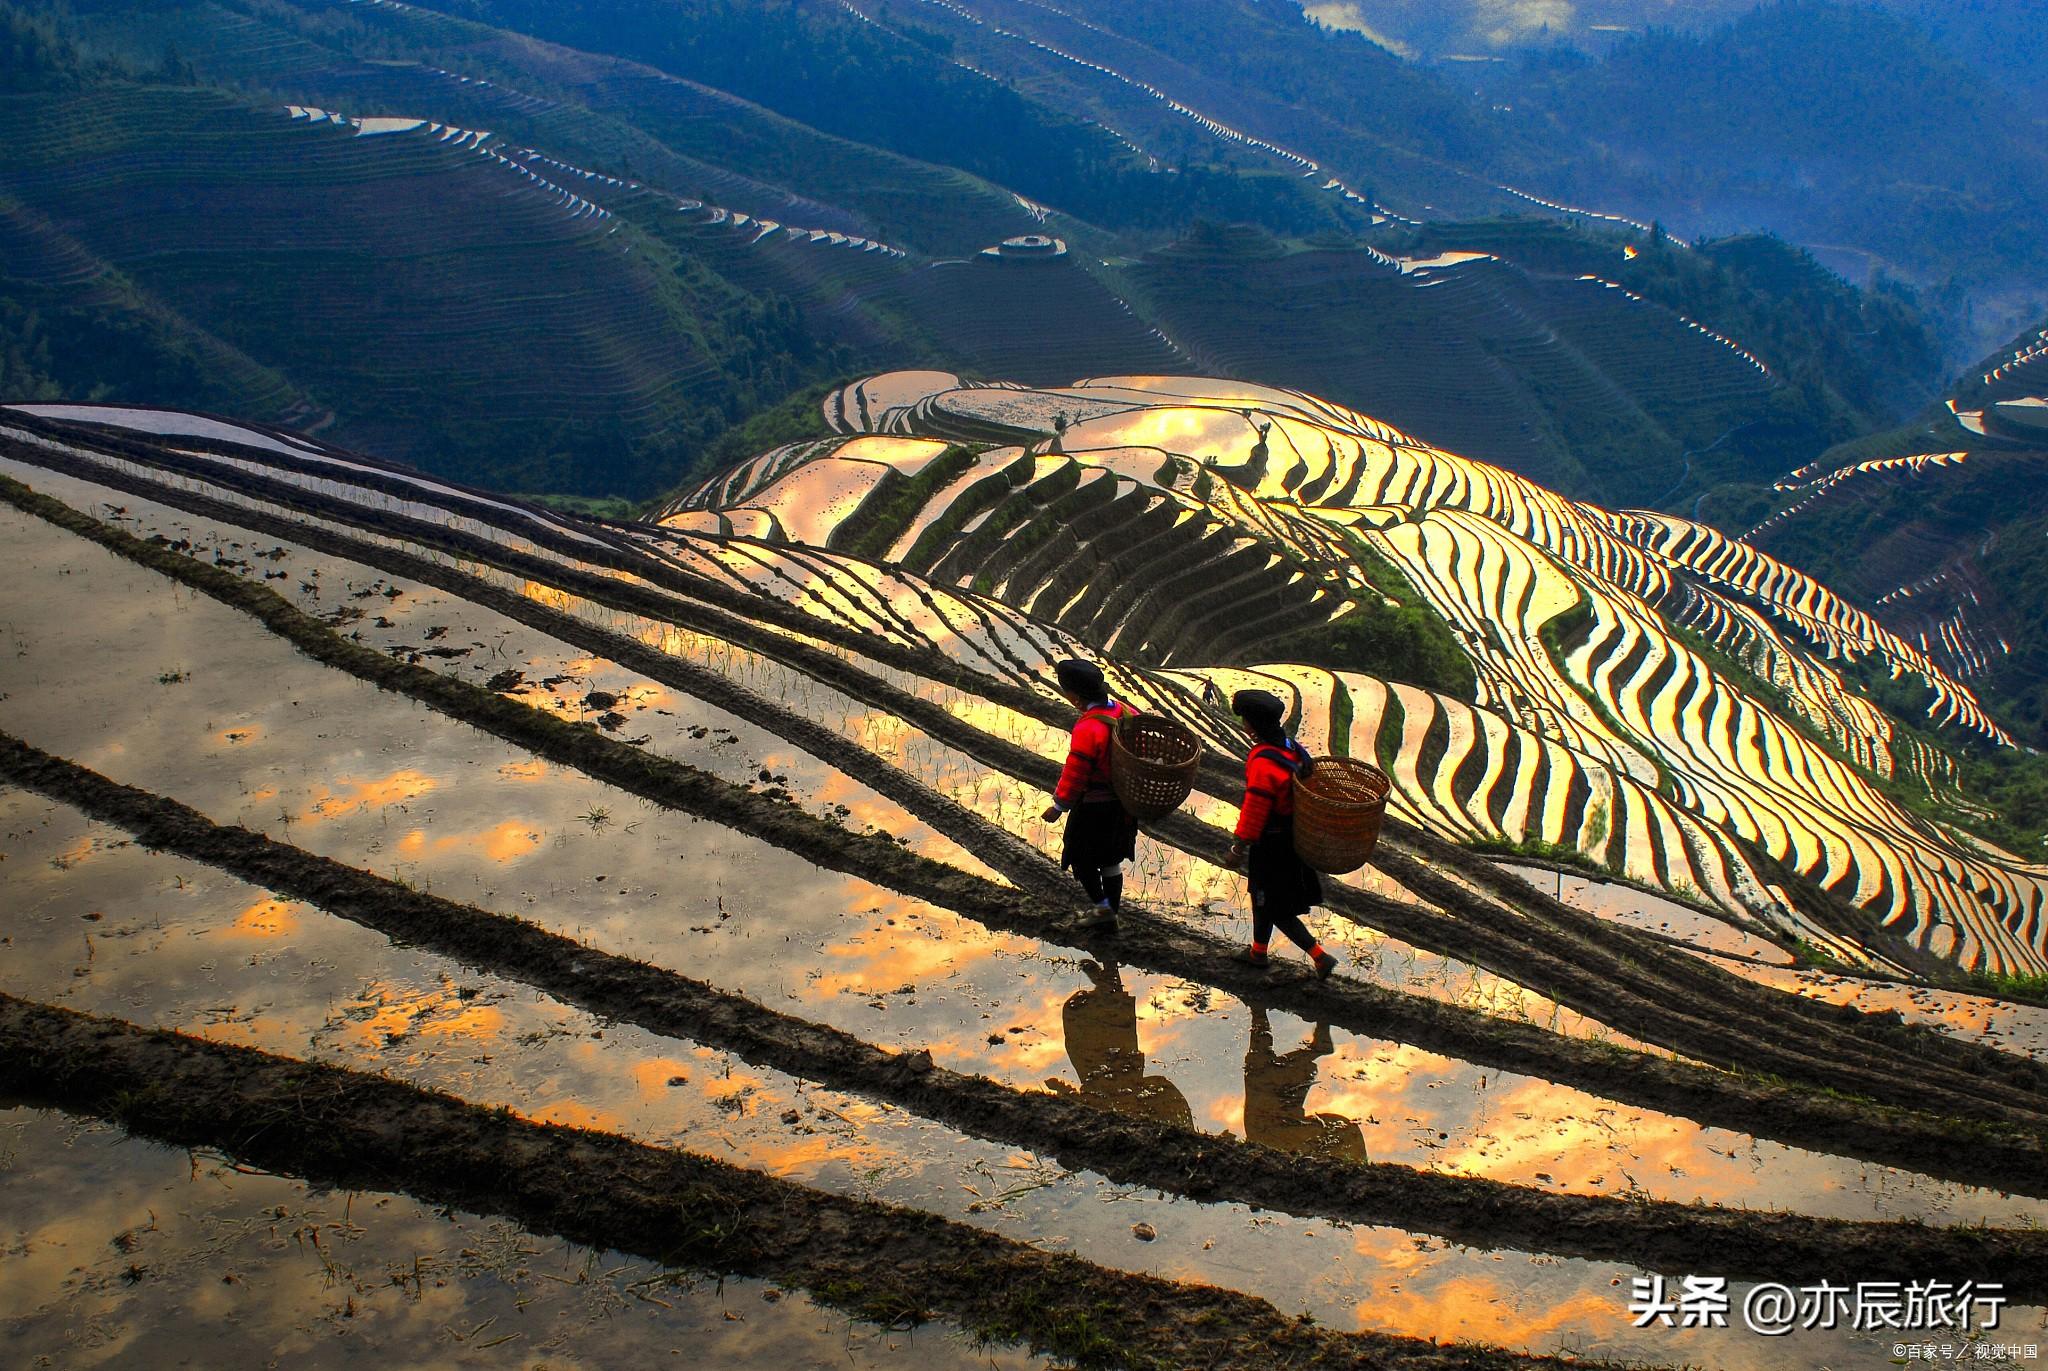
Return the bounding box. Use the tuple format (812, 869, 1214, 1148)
(1742, 412, 2048, 690)
(6, 398, 2048, 1369)
(1741, 452, 2031, 684)
(671, 372, 2047, 978)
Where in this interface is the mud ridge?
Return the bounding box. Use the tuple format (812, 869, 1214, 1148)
(0, 993, 1600, 1371)
(6, 466, 2048, 1192)
(9, 734, 2044, 1287)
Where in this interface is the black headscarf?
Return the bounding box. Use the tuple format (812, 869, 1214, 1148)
(1231, 687, 1287, 744)
(1053, 658, 1109, 703)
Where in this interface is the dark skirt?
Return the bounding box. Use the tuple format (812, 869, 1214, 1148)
(1248, 823, 1323, 915)
(1061, 799, 1139, 873)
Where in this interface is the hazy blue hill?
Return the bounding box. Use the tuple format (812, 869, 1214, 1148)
(54, 0, 1050, 254)
(1686, 236, 1936, 421)
(847, 0, 1581, 229)
(1512, 1, 2048, 285)
(1884, 0, 2048, 119)
(1541, 4, 1998, 171)
(1397, 221, 1940, 450)
(0, 0, 1989, 522)
(1317, 0, 2048, 120)
(889, 0, 2047, 345)
(1033, 0, 1510, 171)
(845, 0, 1535, 220)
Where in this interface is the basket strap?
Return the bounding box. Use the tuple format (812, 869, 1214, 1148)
(1074, 701, 1130, 799)
(1249, 741, 1307, 774)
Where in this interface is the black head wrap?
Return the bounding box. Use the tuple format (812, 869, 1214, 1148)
(1231, 688, 1287, 743)
(1053, 658, 1108, 703)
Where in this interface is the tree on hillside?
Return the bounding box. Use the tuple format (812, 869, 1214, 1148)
(0, 5, 81, 88)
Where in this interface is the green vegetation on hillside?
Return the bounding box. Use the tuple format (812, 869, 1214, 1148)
(0, 287, 269, 412)
(0, 298, 62, 400)
(1396, 219, 1940, 492)
(406, 0, 1359, 239)
(1, 3, 77, 87)
(832, 445, 979, 561)
(1261, 535, 1476, 698)
(1838, 657, 2048, 862)
(1731, 309, 2048, 755)
(1124, 216, 1933, 508)
(688, 379, 841, 483)
(0, 36, 862, 495)
(517, 492, 644, 520)
(1262, 598, 1475, 700)
(0, 219, 312, 421)
(1976, 512, 2048, 744)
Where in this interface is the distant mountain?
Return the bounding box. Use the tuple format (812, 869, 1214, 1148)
(396, 0, 1380, 240)
(1883, 0, 2048, 119)
(727, 0, 2040, 346)
(1307, 0, 2048, 120)
(1501, 2, 2048, 297)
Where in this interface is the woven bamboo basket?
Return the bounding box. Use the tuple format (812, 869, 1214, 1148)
(1292, 757, 1391, 874)
(1109, 714, 1202, 821)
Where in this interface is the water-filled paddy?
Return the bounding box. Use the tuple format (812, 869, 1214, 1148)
(0, 1107, 1046, 1371)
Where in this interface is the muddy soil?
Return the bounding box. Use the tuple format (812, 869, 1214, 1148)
(1511, 862, 2048, 1056)
(0, 1106, 1043, 1371)
(7, 465, 2048, 1200)
(0, 992, 1605, 1371)
(1499, 862, 1796, 965)
(8, 734, 2047, 1295)
(1730, 964, 2048, 1062)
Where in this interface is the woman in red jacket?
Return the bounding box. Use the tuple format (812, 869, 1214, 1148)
(1039, 659, 1138, 931)
(1224, 688, 1338, 978)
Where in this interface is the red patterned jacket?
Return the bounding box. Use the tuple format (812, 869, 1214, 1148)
(1235, 739, 1311, 841)
(1053, 700, 1135, 809)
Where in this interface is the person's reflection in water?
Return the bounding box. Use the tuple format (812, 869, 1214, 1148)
(1048, 959, 1192, 1128)
(1243, 1005, 1366, 1162)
